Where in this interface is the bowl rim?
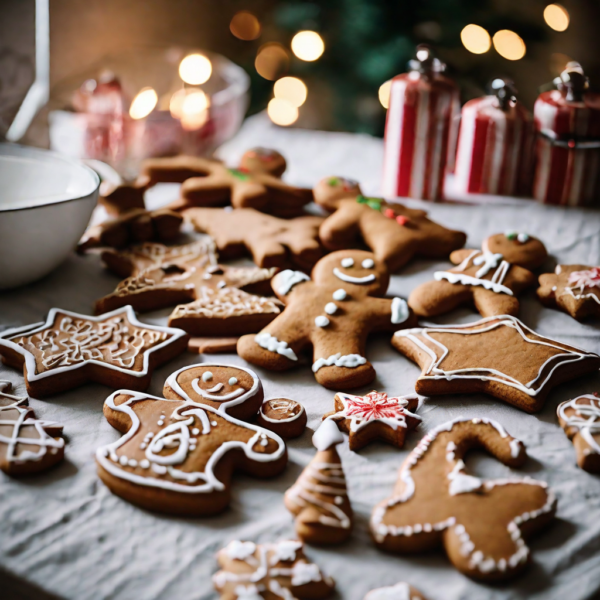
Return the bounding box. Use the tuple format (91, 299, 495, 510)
(0, 143, 100, 213)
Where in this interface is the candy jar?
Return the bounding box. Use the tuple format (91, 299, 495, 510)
(533, 62, 600, 206)
(381, 45, 460, 202)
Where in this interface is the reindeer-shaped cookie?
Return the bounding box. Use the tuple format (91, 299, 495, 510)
(370, 418, 556, 581)
(409, 231, 548, 318)
(313, 177, 466, 272)
(237, 250, 417, 390)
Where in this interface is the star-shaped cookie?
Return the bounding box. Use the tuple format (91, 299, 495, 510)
(0, 306, 188, 398)
(538, 265, 600, 320)
(324, 391, 421, 451)
(392, 315, 600, 413)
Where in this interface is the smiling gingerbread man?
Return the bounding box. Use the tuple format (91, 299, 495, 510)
(237, 250, 417, 389)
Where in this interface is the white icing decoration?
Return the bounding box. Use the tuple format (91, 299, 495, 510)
(315, 316, 330, 328)
(276, 270, 310, 295)
(394, 315, 598, 398)
(472, 245, 504, 278)
(228, 377, 238, 385)
(362, 258, 375, 269)
(313, 419, 344, 450)
(391, 297, 410, 324)
(312, 353, 366, 372)
(226, 540, 257, 561)
(269, 540, 302, 564)
(517, 233, 529, 243)
(333, 268, 376, 285)
(364, 582, 412, 600)
(324, 302, 338, 315)
(191, 379, 245, 402)
(448, 460, 483, 495)
(202, 371, 213, 382)
(434, 270, 513, 296)
(259, 399, 305, 424)
(291, 562, 323, 586)
(332, 289, 347, 301)
(341, 257, 354, 268)
(255, 332, 298, 361)
(558, 395, 600, 454)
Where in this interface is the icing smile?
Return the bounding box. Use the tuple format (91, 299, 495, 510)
(191, 379, 245, 401)
(333, 268, 376, 284)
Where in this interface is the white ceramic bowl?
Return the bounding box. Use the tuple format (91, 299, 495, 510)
(0, 144, 99, 289)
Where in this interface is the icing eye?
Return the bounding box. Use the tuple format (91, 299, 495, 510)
(361, 258, 374, 269)
(202, 371, 213, 382)
(324, 302, 338, 314)
(504, 230, 517, 240)
(341, 258, 354, 268)
(333, 289, 347, 301)
(517, 233, 529, 243)
(228, 377, 238, 385)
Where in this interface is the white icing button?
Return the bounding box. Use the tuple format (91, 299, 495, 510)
(217, 281, 226, 288)
(140, 459, 150, 469)
(324, 302, 338, 315)
(192, 428, 200, 435)
(128, 459, 138, 468)
(517, 232, 529, 243)
(361, 258, 374, 269)
(315, 316, 330, 327)
(228, 377, 238, 385)
(119, 456, 128, 466)
(202, 273, 212, 280)
(202, 371, 213, 382)
(333, 289, 347, 301)
(341, 257, 354, 268)
(211, 421, 218, 426)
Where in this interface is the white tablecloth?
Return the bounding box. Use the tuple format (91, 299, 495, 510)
(2, 114, 600, 600)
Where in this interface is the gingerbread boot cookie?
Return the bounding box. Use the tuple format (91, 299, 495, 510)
(409, 231, 548, 318)
(285, 419, 353, 545)
(313, 176, 466, 272)
(238, 250, 417, 390)
(557, 394, 600, 473)
(370, 417, 556, 582)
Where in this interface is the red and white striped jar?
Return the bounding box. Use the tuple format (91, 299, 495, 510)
(382, 46, 460, 202)
(454, 81, 533, 196)
(533, 63, 600, 206)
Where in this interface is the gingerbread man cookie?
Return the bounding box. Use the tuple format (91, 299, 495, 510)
(238, 250, 417, 390)
(257, 398, 307, 439)
(77, 208, 183, 253)
(409, 231, 548, 318)
(284, 419, 353, 545)
(213, 539, 335, 600)
(557, 394, 600, 473)
(313, 177, 466, 272)
(371, 417, 556, 581)
(324, 391, 421, 451)
(0, 306, 188, 398)
(0, 381, 65, 475)
(240, 147, 287, 177)
(538, 265, 600, 320)
(392, 315, 600, 413)
(187, 207, 324, 271)
(364, 583, 427, 600)
(96, 386, 286, 515)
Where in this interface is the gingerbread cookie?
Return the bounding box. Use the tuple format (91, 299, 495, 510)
(257, 398, 307, 439)
(313, 177, 466, 272)
(364, 583, 427, 600)
(392, 315, 600, 413)
(99, 175, 149, 215)
(324, 391, 421, 451)
(0, 306, 188, 398)
(238, 250, 417, 390)
(0, 381, 65, 475)
(557, 394, 600, 473)
(163, 363, 264, 421)
(96, 386, 286, 515)
(370, 417, 556, 581)
(240, 147, 287, 177)
(284, 419, 353, 545)
(187, 207, 324, 271)
(77, 208, 183, 253)
(538, 265, 600, 320)
(409, 231, 548, 318)
(188, 337, 239, 354)
(213, 539, 335, 599)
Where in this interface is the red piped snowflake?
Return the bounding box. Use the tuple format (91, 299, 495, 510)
(568, 267, 600, 291)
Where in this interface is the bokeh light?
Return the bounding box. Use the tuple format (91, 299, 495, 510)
(180, 91, 210, 130)
(460, 24, 491, 54)
(179, 53, 212, 85)
(267, 98, 299, 126)
(273, 77, 307, 108)
(255, 43, 289, 80)
(129, 87, 157, 119)
(291, 31, 325, 61)
(493, 30, 526, 61)
(378, 80, 392, 109)
(230, 11, 261, 40)
(544, 4, 569, 32)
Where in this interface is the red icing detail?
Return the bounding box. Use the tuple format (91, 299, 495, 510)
(396, 215, 409, 226)
(238, 166, 251, 173)
(568, 267, 600, 290)
(384, 208, 395, 219)
(344, 391, 410, 422)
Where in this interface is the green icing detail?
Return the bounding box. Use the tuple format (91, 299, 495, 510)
(328, 177, 340, 186)
(504, 230, 517, 240)
(357, 195, 382, 211)
(227, 168, 251, 181)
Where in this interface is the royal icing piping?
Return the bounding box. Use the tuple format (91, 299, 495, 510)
(312, 353, 367, 373)
(558, 394, 600, 454)
(96, 390, 285, 494)
(0, 306, 186, 382)
(315, 316, 330, 328)
(395, 315, 598, 397)
(324, 302, 338, 315)
(391, 297, 410, 324)
(276, 270, 311, 295)
(364, 582, 412, 600)
(255, 332, 298, 361)
(313, 418, 344, 450)
(333, 268, 376, 285)
(370, 417, 555, 575)
(362, 258, 375, 269)
(332, 289, 347, 301)
(563, 267, 600, 303)
(341, 258, 354, 268)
